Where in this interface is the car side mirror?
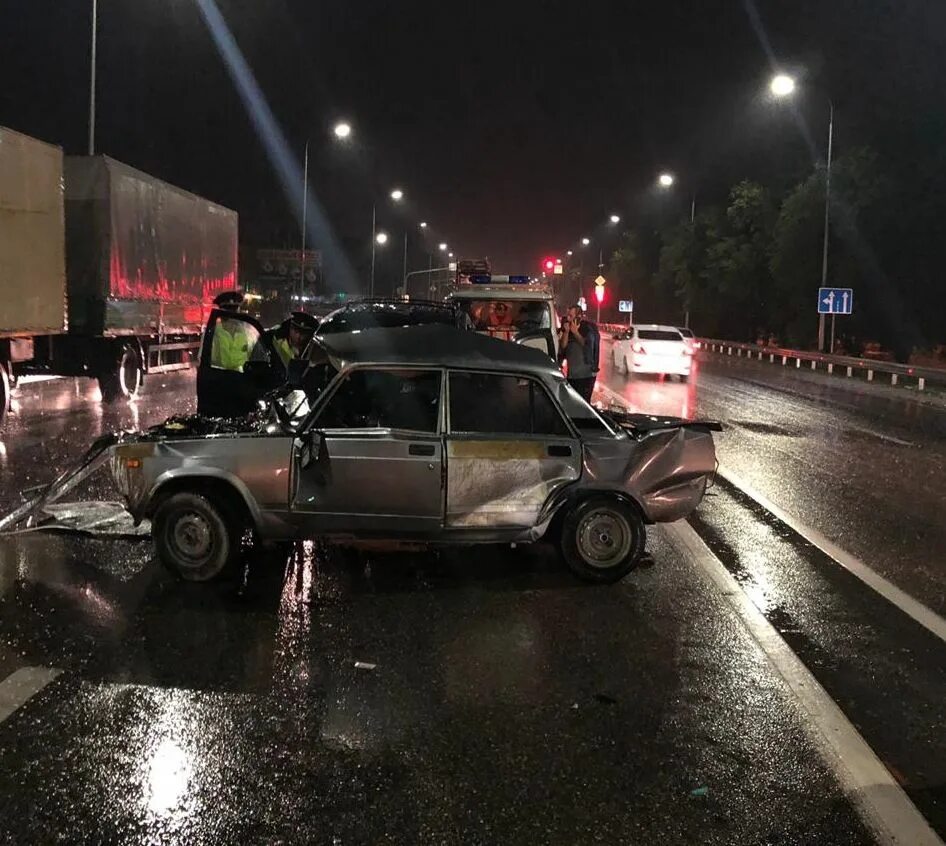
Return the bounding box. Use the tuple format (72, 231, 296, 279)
(299, 430, 327, 474)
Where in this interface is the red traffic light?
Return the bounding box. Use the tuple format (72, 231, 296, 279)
(543, 258, 555, 272)
(594, 285, 605, 304)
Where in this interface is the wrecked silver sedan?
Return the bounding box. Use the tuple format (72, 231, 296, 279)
(109, 324, 720, 583)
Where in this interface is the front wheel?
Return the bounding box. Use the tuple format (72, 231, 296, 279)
(560, 496, 645, 583)
(153, 492, 241, 581)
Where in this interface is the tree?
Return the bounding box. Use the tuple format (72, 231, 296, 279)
(653, 181, 774, 339)
(770, 146, 899, 350)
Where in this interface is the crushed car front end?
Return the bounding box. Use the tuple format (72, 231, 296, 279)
(580, 412, 719, 524)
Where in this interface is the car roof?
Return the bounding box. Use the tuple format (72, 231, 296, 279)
(314, 323, 562, 376)
(447, 285, 554, 301)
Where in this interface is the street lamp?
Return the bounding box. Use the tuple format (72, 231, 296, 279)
(376, 231, 389, 245)
(770, 74, 796, 97)
(658, 172, 674, 188)
(448, 252, 454, 258)
(419, 221, 428, 229)
(581, 237, 591, 246)
(332, 121, 352, 140)
(567, 250, 573, 256)
(88, 0, 98, 155)
(770, 72, 834, 351)
(439, 243, 448, 252)
(609, 214, 621, 224)
(390, 188, 404, 202)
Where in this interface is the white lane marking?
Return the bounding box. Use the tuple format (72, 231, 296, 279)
(0, 666, 62, 725)
(596, 379, 946, 644)
(846, 425, 916, 447)
(14, 376, 64, 387)
(664, 521, 944, 846)
(719, 465, 946, 646)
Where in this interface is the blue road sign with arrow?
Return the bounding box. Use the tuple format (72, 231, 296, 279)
(818, 287, 853, 315)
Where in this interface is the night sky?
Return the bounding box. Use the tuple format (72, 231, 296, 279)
(2, 0, 945, 283)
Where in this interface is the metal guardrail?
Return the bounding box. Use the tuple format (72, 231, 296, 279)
(700, 338, 946, 391)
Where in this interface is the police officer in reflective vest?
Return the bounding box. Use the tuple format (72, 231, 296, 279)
(210, 290, 252, 372)
(268, 311, 319, 371)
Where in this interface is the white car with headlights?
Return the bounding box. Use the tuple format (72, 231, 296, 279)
(612, 325, 692, 381)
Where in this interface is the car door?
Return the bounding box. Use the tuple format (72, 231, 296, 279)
(445, 370, 581, 529)
(196, 309, 277, 418)
(515, 329, 556, 359)
(291, 367, 445, 535)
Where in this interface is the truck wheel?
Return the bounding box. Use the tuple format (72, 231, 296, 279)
(99, 344, 142, 403)
(0, 362, 10, 428)
(560, 496, 645, 584)
(153, 492, 241, 582)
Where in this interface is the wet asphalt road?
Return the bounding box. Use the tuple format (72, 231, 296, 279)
(0, 361, 943, 842)
(597, 345, 946, 617)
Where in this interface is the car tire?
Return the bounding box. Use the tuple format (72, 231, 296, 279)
(0, 362, 10, 429)
(153, 492, 241, 582)
(679, 373, 689, 383)
(99, 344, 143, 403)
(560, 496, 645, 583)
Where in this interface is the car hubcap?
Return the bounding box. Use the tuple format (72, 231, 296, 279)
(172, 512, 213, 562)
(576, 508, 632, 568)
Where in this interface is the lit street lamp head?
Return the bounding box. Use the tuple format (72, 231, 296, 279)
(581, 237, 591, 246)
(419, 221, 428, 229)
(375, 231, 389, 245)
(567, 250, 573, 256)
(390, 188, 404, 202)
(332, 121, 352, 140)
(448, 252, 454, 258)
(658, 173, 674, 188)
(770, 74, 796, 97)
(609, 214, 621, 224)
(438, 242, 448, 251)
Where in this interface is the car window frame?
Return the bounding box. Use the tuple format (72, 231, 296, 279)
(302, 364, 447, 436)
(445, 367, 578, 440)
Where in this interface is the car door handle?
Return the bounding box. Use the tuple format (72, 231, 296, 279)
(408, 443, 436, 456)
(547, 444, 573, 457)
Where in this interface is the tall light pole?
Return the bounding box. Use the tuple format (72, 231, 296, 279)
(657, 172, 698, 327)
(371, 188, 404, 298)
(771, 73, 834, 351)
(88, 0, 98, 155)
(299, 138, 310, 303)
(301, 122, 353, 301)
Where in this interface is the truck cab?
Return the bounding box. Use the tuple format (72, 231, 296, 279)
(446, 276, 560, 360)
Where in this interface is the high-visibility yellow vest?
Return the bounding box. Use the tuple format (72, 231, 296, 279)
(211, 321, 252, 371)
(273, 336, 294, 369)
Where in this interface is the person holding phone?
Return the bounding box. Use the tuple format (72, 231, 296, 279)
(558, 304, 600, 402)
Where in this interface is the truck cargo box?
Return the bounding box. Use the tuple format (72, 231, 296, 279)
(64, 157, 237, 336)
(0, 127, 67, 338)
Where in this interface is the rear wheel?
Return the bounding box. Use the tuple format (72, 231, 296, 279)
(560, 496, 645, 583)
(153, 492, 242, 581)
(0, 362, 10, 428)
(98, 343, 142, 403)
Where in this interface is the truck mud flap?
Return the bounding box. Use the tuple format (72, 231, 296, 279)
(0, 433, 119, 534)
